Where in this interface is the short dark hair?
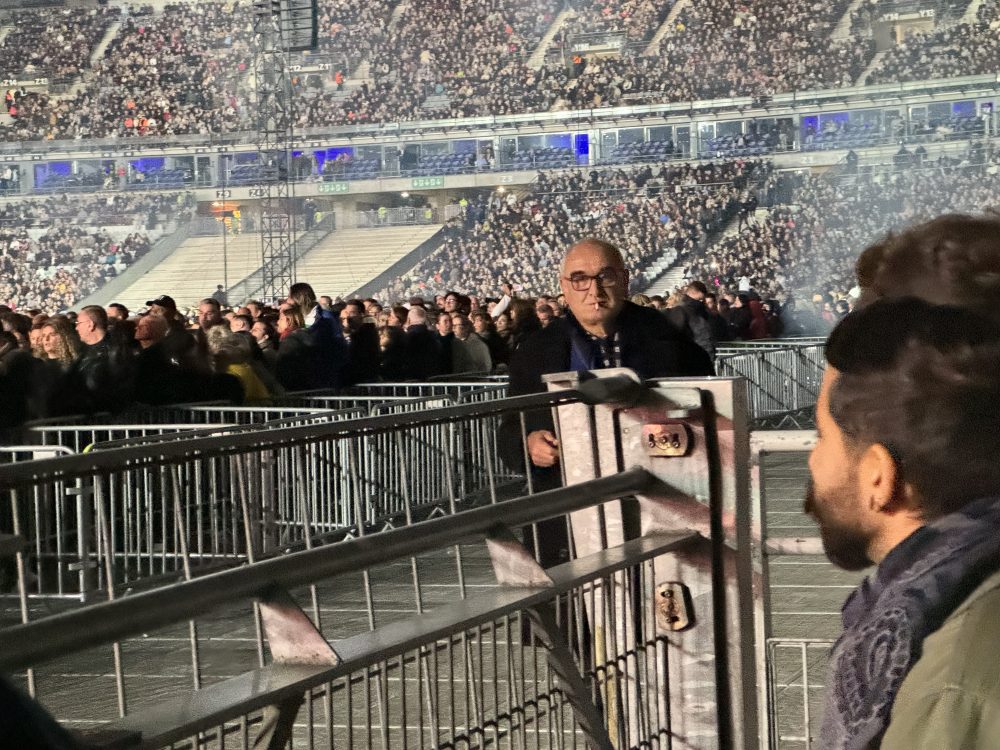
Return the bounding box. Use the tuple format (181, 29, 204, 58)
(108, 303, 129, 318)
(826, 297, 1000, 519)
(80, 305, 108, 331)
(200, 298, 221, 311)
(856, 214, 1000, 324)
(688, 280, 709, 296)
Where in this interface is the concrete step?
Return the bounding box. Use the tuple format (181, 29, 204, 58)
(526, 8, 574, 70)
(962, 0, 988, 22)
(643, 263, 687, 298)
(114, 234, 303, 311)
(90, 20, 120, 66)
(856, 49, 887, 86)
(295, 224, 442, 299)
(643, 0, 690, 55)
(831, 0, 866, 40)
(388, 0, 408, 28)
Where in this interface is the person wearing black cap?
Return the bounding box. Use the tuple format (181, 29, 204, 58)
(146, 294, 178, 320)
(146, 294, 199, 369)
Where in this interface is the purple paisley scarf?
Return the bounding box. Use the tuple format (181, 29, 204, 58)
(820, 495, 1000, 749)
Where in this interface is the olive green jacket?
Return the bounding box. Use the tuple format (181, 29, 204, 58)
(881, 568, 1000, 749)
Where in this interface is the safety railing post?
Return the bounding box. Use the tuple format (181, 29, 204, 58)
(545, 370, 757, 749)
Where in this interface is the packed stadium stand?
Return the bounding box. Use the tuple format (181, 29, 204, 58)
(0, 193, 191, 310)
(0, 0, 995, 136)
(0, 0, 992, 318)
(376, 158, 767, 301)
(685, 145, 1000, 300)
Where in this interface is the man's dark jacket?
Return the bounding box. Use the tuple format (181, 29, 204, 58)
(497, 302, 714, 478)
(401, 324, 444, 380)
(663, 296, 715, 358)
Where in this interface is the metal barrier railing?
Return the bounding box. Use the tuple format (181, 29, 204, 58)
(0, 389, 541, 604)
(0, 371, 760, 750)
(750, 430, 830, 750)
(716, 344, 825, 423)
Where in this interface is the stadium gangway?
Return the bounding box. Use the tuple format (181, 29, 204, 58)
(0, 370, 762, 750)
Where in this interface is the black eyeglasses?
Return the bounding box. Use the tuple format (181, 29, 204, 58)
(563, 267, 621, 292)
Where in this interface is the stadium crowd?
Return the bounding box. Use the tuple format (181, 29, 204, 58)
(0, 6, 119, 81)
(0, 267, 793, 429)
(2, 2, 252, 140)
(0, 193, 193, 311)
(867, 1, 1000, 85)
(3, 142, 998, 425)
(2, 0, 995, 138)
(0, 193, 193, 228)
(317, 0, 397, 76)
(378, 158, 769, 301)
(683, 145, 1000, 302)
(563, 0, 675, 42)
(560, 0, 873, 109)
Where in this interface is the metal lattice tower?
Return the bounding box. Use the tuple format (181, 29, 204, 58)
(252, 0, 295, 302)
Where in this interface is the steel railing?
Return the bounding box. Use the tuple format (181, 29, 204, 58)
(0, 385, 584, 603)
(749, 430, 833, 750)
(716, 343, 824, 425)
(0, 371, 756, 750)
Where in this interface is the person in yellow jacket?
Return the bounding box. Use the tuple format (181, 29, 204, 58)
(206, 326, 271, 403)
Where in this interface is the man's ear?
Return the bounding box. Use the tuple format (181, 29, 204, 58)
(859, 443, 900, 513)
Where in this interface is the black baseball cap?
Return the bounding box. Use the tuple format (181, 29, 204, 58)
(146, 295, 177, 310)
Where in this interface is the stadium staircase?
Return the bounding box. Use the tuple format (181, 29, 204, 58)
(526, 8, 574, 69)
(642, 254, 687, 297)
(962, 0, 989, 20)
(294, 224, 443, 300)
(642, 206, 767, 297)
(347, 0, 410, 83)
(643, 0, 691, 55)
(90, 20, 121, 66)
(0, 25, 12, 45)
(831, 0, 868, 39)
(108, 231, 302, 311)
(856, 50, 888, 85)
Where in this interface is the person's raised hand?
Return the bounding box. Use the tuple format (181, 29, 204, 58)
(526, 430, 560, 468)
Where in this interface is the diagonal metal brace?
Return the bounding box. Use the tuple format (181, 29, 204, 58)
(485, 524, 555, 587)
(485, 525, 614, 750)
(525, 605, 615, 750)
(253, 587, 340, 750)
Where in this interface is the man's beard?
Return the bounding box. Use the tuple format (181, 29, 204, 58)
(804, 479, 873, 571)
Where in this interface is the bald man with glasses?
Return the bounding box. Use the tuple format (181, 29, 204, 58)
(496, 238, 713, 565)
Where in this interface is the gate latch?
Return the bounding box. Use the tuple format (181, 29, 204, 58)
(642, 422, 692, 457)
(656, 582, 695, 632)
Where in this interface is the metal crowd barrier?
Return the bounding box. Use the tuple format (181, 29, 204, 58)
(0, 382, 516, 605)
(0, 391, 523, 604)
(750, 430, 831, 750)
(716, 344, 824, 425)
(0, 370, 761, 750)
